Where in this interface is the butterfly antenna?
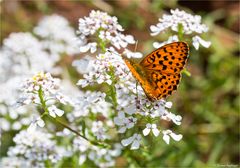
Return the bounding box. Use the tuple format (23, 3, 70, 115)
(134, 40, 138, 52)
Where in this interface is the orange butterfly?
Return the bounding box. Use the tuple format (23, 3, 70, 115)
(124, 42, 189, 101)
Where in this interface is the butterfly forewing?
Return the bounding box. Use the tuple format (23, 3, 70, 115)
(140, 42, 189, 74)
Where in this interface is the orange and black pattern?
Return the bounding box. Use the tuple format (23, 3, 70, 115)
(124, 42, 189, 101)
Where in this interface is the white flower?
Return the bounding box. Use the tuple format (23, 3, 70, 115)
(34, 14, 79, 55)
(91, 121, 107, 140)
(79, 42, 97, 53)
(7, 130, 62, 165)
(162, 130, 183, 144)
(1, 32, 55, 77)
(17, 72, 70, 108)
(151, 8, 211, 50)
(114, 111, 137, 133)
(69, 91, 111, 120)
(161, 112, 182, 125)
(48, 105, 64, 118)
(192, 35, 211, 50)
(72, 56, 94, 74)
(123, 48, 143, 59)
(28, 116, 45, 132)
(143, 123, 160, 137)
(121, 133, 142, 150)
(77, 50, 128, 87)
(150, 8, 208, 36)
(55, 93, 71, 105)
(77, 10, 136, 53)
(165, 101, 173, 108)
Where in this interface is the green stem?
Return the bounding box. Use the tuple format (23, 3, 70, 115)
(108, 66, 118, 110)
(37, 87, 109, 148)
(177, 23, 184, 41)
(96, 28, 107, 53)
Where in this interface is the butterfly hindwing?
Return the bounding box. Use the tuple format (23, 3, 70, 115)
(146, 70, 181, 99)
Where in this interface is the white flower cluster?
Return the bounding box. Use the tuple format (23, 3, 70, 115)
(1, 32, 54, 79)
(1, 130, 63, 168)
(73, 137, 122, 167)
(74, 10, 183, 150)
(34, 14, 79, 56)
(0, 14, 77, 132)
(77, 10, 141, 58)
(151, 8, 211, 50)
(16, 72, 71, 130)
(77, 50, 130, 87)
(68, 91, 111, 119)
(0, 32, 58, 133)
(18, 72, 69, 106)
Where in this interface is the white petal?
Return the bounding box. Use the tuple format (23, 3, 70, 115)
(192, 36, 211, 50)
(27, 123, 36, 133)
(37, 118, 45, 127)
(121, 136, 134, 147)
(165, 101, 172, 108)
(55, 108, 64, 117)
(125, 35, 135, 44)
(119, 111, 125, 118)
(163, 134, 170, 144)
(79, 44, 90, 53)
(79, 155, 86, 165)
(49, 110, 56, 118)
(150, 25, 160, 36)
(153, 42, 161, 48)
(170, 132, 183, 141)
(143, 128, 151, 136)
(152, 128, 160, 137)
(131, 140, 140, 150)
(118, 127, 126, 133)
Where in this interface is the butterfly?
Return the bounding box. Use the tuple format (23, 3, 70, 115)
(123, 42, 189, 101)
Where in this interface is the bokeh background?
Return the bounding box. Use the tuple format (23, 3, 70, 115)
(1, 0, 239, 167)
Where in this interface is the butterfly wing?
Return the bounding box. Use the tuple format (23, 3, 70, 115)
(140, 42, 189, 74)
(144, 69, 182, 99)
(141, 42, 189, 99)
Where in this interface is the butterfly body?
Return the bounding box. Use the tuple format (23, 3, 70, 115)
(124, 42, 189, 101)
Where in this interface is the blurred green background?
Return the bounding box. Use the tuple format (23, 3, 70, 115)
(1, 0, 239, 167)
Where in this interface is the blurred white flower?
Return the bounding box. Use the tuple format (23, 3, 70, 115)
(91, 121, 108, 140)
(6, 130, 63, 166)
(121, 133, 142, 150)
(143, 123, 160, 137)
(34, 14, 79, 56)
(69, 91, 111, 120)
(72, 55, 95, 74)
(1, 32, 55, 78)
(48, 105, 64, 118)
(162, 130, 183, 144)
(28, 116, 45, 132)
(73, 137, 122, 167)
(0, 157, 32, 168)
